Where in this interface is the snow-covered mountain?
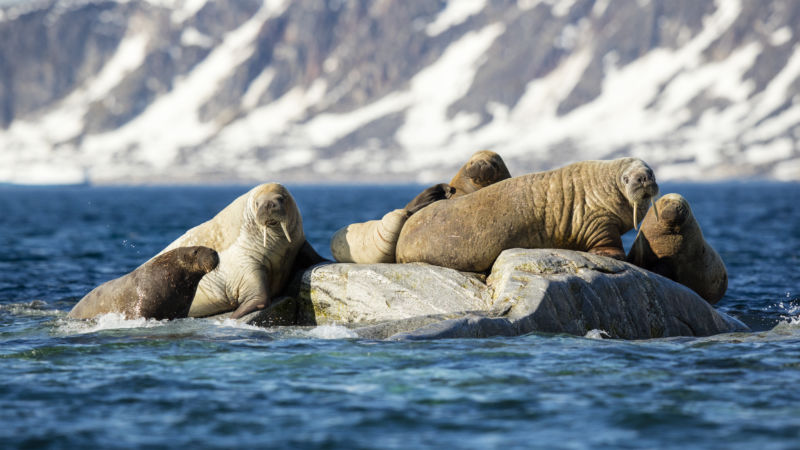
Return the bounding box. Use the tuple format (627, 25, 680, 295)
(1, 0, 799, 184)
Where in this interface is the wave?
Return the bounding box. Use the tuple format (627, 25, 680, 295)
(584, 329, 610, 340)
(0, 300, 60, 317)
(55, 313, 170, 335)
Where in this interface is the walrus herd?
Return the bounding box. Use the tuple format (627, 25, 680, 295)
(69, 152, 728, 320)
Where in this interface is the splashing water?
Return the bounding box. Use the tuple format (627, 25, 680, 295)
(55, 313, 169, 335)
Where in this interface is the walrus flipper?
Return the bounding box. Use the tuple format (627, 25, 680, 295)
(404, 183, 455, 215)
(230, 268, 270, 319)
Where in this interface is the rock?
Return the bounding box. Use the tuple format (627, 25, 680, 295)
(392, 249, 749, 340)
(233, 262, 491, 329)
(226, 249, 749, 340)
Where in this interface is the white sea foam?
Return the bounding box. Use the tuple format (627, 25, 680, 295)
(305, 324, 359, 339)
(57, 313, 169, 335)
(211, 317, 272, 333)
(776, 300, 800, 326)
(584, 329, 610, 339)
(0, 300, 57, 317)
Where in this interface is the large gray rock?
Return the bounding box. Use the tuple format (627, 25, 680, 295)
(231, 249, 749, 340)
(392, 249, 749, 340)
(236, 262, 491, 329)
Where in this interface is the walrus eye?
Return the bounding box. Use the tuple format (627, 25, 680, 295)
(623, 175, 630, 184)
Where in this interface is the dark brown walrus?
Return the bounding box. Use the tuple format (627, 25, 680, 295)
(396, 157, 660, 272)
(68, 246, 219, 320)
(627, 193, 728, 304)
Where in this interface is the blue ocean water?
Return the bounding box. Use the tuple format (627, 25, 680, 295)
(1, 183, 799, 449)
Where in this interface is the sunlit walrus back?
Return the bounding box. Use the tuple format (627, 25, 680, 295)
(330, 209, 409, 263)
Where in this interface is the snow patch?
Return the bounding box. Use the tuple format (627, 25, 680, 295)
(241, 68, 275, 110)
(209, 79, 326, 163)
(769, 26, 792, 47)
(457, 0, 744, 175)
(426, 0, 486, 37)
(181, 27, 214, 48)
(397, 23, 505, 165)
(82, 0, 289, 170)
(773, 158, 800, 181)
(517, 0, 575, 16)
(304, 92, 410, 148)
(171, 0, 208, 24)
(745, 138, 793, 165)
(745, 45, 800, 127)
(0, 30, 148, 184)
(592, 0, 609, 16)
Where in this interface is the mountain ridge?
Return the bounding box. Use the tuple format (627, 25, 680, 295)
(1, 0, 798, 184)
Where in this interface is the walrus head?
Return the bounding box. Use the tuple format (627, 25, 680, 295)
(651, 193, 691, 231)
(251, 183, 299, 247)
(463, 150, 512, 187)
(162, 246, 219, 273)
(620, 159, 660, 230)
(189, 246, 220, 273)
(450, 150, 512, 197)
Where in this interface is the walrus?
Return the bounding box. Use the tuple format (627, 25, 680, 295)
(157, 183, 305, 319)
(396, 157, 660, 272)
(627, 193, 728, 304)
(68, 246, 219, 320)
(448, 150, 512, 198)
(330, 183, 455, 264)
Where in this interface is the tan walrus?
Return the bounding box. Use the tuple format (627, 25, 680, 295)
(68, 246, 219, 320)
(158, 183, 305, 318)
(448, 150, 512, 198)
(396, 157, 660, 272)
(627, 193, 728, 304)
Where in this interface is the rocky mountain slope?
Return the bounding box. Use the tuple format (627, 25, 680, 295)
(0, 0, 798, 184)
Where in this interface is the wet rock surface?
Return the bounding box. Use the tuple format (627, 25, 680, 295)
(228, 248, 749, 340)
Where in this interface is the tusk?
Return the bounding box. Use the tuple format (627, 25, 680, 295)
(633, 202, 638, 231)
(280, 221, 292, 243)
(651, 197, 660, 221)
(263, 226, 267, 247)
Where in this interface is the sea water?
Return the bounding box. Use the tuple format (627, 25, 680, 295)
(1, 183, 799, 449)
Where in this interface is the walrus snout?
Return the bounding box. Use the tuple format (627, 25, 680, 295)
(255, 193, 293, 244)
(199, 248, 220, 273)
(657, 194, 690, 226)
(180, 246, 219, 273)
(256, 194, 286, 222)
(622, 161, 659, 230)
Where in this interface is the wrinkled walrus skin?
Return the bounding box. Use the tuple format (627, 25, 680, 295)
(68, 246, 219, 320)
(330, 209, 410, 264)
(448, 150, 512, 198)
(627, 193, 728, 305)
(158, 183, 305, 319)
(396, 158, 660, 272)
